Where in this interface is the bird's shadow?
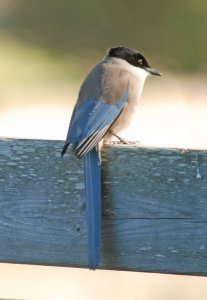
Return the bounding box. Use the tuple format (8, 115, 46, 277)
(100, 147, 120, 269)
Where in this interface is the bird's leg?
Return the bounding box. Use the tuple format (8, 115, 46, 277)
(108, 130, 128, 144)
(108, 130, 140, 145)
(96, 143, 102, 165)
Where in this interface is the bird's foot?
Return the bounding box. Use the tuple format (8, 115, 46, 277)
(109, 130, 140, 145)
(112, 140, 140, 145)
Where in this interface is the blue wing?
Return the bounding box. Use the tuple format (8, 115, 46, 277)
(66, 90, 128, 158)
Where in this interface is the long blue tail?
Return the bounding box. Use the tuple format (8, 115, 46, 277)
(84, 148, 101, 270)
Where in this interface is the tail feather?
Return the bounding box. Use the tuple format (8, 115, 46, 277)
(61, 143, 69, 157)
(84, 148, 101, 270)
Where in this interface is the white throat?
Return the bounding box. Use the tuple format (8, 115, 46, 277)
(131, 65, 149, 81)
(128, 64, 148, 99)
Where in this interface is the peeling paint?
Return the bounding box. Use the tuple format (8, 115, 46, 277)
(75, 183, 85, 190)
(7, 162, 17, 166)
(155, 254, 166, 258)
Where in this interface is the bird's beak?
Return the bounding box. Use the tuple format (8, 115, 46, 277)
(145, 67, 162, 76)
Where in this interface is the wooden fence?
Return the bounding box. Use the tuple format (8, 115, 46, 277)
(0, 138, 207, 275)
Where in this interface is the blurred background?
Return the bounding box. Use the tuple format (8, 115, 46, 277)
(0, 0, 207, 299)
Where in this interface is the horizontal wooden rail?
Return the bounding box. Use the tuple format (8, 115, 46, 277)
(0, 138, 207, 275)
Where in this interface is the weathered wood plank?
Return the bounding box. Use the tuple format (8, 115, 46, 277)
(0, 138, 207, 275)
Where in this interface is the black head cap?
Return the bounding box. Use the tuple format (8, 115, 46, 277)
(107, 46, 161, 76)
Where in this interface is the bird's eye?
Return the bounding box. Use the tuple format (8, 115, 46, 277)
(138, 59, 143, 65)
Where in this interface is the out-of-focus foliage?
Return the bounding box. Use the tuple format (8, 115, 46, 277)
(0, 0, 207, 72)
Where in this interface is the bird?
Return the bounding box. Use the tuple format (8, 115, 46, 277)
(61, 47, 161, 270)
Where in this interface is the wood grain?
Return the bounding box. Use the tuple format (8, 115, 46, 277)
(0, 138, 207, 275)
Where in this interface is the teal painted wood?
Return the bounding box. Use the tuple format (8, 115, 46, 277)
(0, 138, 207, 275)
